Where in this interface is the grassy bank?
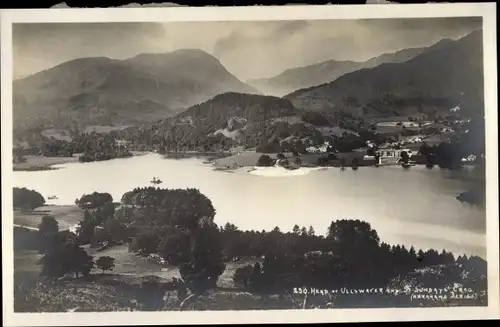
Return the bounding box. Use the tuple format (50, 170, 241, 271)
(14, 205, 84, 230)
(212, 151, 373, 169)
(13, 155, 79, 171)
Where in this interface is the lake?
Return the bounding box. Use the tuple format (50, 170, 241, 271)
(13, 153, 486, 258)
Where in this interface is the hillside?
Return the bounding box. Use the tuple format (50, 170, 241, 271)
(158, 92, 307, 146)
(247, 47, 427, 97)
(285, 31, 483, 118)
(13, 49, 259, 134)
(118, 92, 328, 152)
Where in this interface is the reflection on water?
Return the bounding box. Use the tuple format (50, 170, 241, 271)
(13, 153, 486, 257)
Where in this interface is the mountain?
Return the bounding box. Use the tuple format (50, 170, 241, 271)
(247, 47, 427, 97)
(284, 31, 484, 118)
(13, 49, 259, 133)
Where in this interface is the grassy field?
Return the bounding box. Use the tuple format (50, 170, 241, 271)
(14, 205, 84, 230)
(13, 155, 79, 171)
(212, 151, 373, 169)
(86, 243, 255, 288)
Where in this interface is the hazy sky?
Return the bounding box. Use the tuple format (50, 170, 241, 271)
(13, 17, 481, 81)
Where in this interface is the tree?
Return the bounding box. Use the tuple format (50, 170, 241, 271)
(157, 227, 191, 265)
(69, 245, 95, 278)
(326, 220, 380, 250)
(223, 222, 239, 233)
(233, 265, 254, 288)
(75, 192, 113, 209)
(307, 226, 315, 236)
(130, 229, 161, 257)
(39, 233, 94, 279)
(179, 222, 226, 295)
(76, 210, 97, 246)
(37, 215, 59, 253)
(292, 225, 300, 235)
(102, 217, 128, 244)
(38, 215, 59, 236)
(95, 256, 115, 273)
(13, 187, 45, 212)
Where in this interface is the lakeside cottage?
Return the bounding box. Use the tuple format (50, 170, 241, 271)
(306, 142, 330, 154)
(115, 139, 132, 148)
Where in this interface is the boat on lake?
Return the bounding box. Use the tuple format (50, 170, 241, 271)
(48, 195, 58, 200)
(151, 177, 163, 185)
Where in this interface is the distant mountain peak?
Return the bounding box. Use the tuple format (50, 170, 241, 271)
(13, 48, 260, 133)
(285, 32, 484, 117)
(247, 46, 427, 97)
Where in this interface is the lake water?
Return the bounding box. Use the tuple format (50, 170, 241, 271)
(13, 153, 486, 258)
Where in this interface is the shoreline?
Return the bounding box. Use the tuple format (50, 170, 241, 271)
(13, 151, 151, 172)
(13, 155, 79, 171)
(13, 151, 483, 175)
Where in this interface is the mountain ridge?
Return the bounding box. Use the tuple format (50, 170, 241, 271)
(13, 49, 260, 134)
(284, 30, 483, 118)
(247, 46, 428, 97)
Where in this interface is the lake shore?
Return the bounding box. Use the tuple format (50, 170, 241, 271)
(13, 156, 79, 171)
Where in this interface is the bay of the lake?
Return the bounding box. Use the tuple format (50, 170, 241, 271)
(13, 153, 486, 258)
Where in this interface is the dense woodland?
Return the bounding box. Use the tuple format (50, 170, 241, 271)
(13, 132, 132, 163)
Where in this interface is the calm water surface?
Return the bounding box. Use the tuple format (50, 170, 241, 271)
(13, 153, 486, 257)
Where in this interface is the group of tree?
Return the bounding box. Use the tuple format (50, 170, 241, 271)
(117, 184, 486, 300)
(72, 192, 119, 246)
(256, 154, 275, 167)
(75, 192, 114, 210)
(16, 132, 133, 162)
(122, 187, 225, 295)
(229, 220, 487, 298)
(13, 187, 45, 212)
(26, 185, 487, 308)
(75, 133, 132, 163)
(36, 214, 117, 278)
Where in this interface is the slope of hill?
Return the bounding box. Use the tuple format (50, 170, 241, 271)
(13, 49, 259, 134)
(285, 31, 483, 118)
(247, 47, 427, 97)
(119, 92, 328, 152)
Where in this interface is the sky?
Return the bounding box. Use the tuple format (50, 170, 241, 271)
(13, 17, 482, 81)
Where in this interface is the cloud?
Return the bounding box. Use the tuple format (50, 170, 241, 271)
(13, 23, 169, 79)
(272, 20, 310, 37)
(13, 18, 482, 81)
(213, 18, 482, 80)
